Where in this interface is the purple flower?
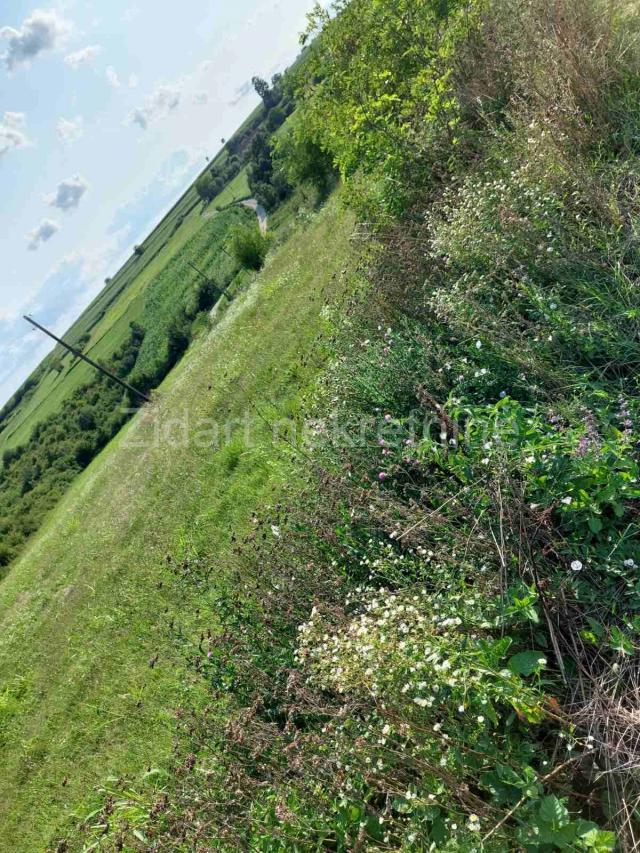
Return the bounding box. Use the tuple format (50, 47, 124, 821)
(575, 409, 600, 457)
(619, 395, 634, 439)
(378, 472, 387, 481)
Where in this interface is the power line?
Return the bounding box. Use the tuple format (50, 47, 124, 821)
(186, 261, 232, 301)
(24, 315, 151, 405)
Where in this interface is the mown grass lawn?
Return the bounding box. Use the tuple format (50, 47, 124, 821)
(0, 195, 355, 852)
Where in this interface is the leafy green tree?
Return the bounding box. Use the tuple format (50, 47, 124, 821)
(195, 171, 217, 203)
(266, 106, 286, 133)
(252, 75, 279, 108)
(290, 0, 478, 216)
(76, 408, 96, 431)
(274, 114, 337, 195)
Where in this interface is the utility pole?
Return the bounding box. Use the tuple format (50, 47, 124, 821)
(186, 261, 231, 301)
(24, 315, 151, 404)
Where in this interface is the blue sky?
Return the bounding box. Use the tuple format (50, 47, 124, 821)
(0, 0, 320, 406)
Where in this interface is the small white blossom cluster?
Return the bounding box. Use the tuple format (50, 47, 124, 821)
(429, 164, 566, 269)
(425, 163, 573, 347)
(296, 582, 541, 752)
(296, 580, 536, 851)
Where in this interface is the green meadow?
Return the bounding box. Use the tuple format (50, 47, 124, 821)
(0, 195, 355, 850)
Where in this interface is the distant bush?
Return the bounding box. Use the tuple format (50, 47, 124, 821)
(166, 318, 191, 367)
(0, 374, 40, 427)
(0, 543, 13, 571)
(274, 115, 338, 196)
(228, 223, 269, 270)
(246, 130, 291, 209)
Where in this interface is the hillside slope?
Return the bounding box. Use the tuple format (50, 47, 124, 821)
(0, 196, 355, 851)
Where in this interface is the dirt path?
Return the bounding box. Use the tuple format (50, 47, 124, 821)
(240, 199, 268, 233)
(202, 198, 268, 233)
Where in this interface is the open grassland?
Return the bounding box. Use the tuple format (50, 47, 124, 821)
(210, 165, 251, 209)
(0, 196, 355, 851)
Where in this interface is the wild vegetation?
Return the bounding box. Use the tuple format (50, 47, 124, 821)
(2, 0, 640, 850)
(62, 0, 640, 850)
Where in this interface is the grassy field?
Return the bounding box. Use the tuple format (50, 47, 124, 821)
(0, 195, 355, 851)
(0, 109, 263, 457)
(210, 165, 251, 209)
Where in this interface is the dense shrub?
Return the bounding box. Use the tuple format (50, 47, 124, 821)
(229, 222, 269, 270)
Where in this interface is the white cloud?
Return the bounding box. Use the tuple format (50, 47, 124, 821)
(193, 91, 208, 105)
(27, 218, 60, 251)
(56, 116, 83, 144)
(128, 73, 139, 89)
(128, 85, 181, 130)
(64, 44, 101, 69)
(159, 147, 206, 188)
(122, 6, 140, 23)
(0, 111, 31, 156)
(47, 175, 89, 212)
(105, 65, 120, 88)
(1, 9, 70, 70)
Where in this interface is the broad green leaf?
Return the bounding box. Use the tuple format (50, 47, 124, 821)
(508, 650, 547, 676)
(579, 827, 616, 851)
(538, 794, 570, 827)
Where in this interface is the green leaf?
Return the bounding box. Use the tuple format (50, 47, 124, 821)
(508, 650, 547, 676)
(585, 617, 605, 639)
(608, 626, 634, 656)
(538, 794, 570, 828)
(478, 636, 512, 666)
(587, 516, 603, 533)
(430, 817, 446, 844)
(579, 828, 616, 851)
(580, 630, 599, 645)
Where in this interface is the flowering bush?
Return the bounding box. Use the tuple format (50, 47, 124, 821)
(289, 580, 613, 850)
(427, 149, 640, 384)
